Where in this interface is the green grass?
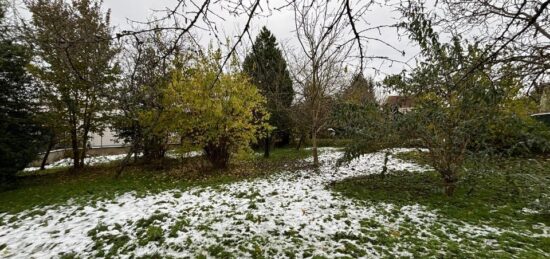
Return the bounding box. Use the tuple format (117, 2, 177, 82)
(87, 223, 133, 257)
(0, 147, 310, 213)
(245, 147, 312, 162)
(333, 151, 550, 256)
(335, 152, 550, 226)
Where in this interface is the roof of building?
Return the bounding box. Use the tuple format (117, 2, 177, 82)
(384, 96, 414, 107)
(531, 112, 550, 116)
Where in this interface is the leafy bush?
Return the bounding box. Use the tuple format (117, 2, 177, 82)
(465, 89, 550, 156)
(163, 49, 270, 168)
(368, 5, 550, 195)
(475, 113, 550, 156)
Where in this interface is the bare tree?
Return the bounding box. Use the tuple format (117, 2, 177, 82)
(110, 0, 405, 84)
(432, 0, 550, 99)
(112, 24, 197, 175)
(287, 0, 352, 166)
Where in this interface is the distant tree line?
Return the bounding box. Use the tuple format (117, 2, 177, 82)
(1, 0, 357, 187)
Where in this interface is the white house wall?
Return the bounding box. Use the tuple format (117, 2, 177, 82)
(89, 127, 123, 148)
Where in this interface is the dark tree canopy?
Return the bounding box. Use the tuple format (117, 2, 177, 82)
(243, 27, 294, 132)
(243, 26, 294, 157)
(0, 3, 44, 187)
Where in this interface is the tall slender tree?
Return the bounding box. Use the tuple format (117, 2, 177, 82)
(288, 1, 350, 166)
(0, 0, 44, 187)
(27, 0, 119, 169)
(243, 27, 294, 157)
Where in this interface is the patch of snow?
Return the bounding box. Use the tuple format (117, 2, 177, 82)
(522, 207, 540, 215)
(2, 148, 546, 258)
(24, 151, 203, 172)
(165, 150, 203, 159)
(23, 154, 128, 172)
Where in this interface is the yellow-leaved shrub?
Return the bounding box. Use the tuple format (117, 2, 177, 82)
(163, 50, 271, 168)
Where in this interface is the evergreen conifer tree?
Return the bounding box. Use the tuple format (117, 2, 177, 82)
(243, 27, 294, 157)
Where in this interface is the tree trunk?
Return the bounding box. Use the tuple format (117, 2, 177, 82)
(70, 127, 80, 169)
(40, 135, 56, 170)
(80, 128, 90, 168)
(296, 134, 304, 150)
(312, 131, 319, 166)
(442, 170, 458, 196)
(143, 136, 166, 161)
(80, 140, 87, 168)
(134, 150, 138, 163)
(116, 144, 136, 178)
(280, 131, 291, 146)
(204, 141, 230, 169)
(380, 151, 390, 179)
(263, 133, 270, 158)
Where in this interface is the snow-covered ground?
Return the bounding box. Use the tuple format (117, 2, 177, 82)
(23, 154, 128, 172)
(2, 148, 548, 258)
(23, 151, 203, 172)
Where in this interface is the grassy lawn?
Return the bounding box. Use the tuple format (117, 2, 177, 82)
(333, 151, 550, 257)
(0, 147, 312, 214)
(2, 148, 549, 257)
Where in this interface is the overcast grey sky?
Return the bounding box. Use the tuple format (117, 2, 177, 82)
(98, 0, 420, 81)
(10, 0, 423, 93)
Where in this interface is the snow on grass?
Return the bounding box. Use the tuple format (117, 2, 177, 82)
(23, 151, 203, 172)
(23, 154, 128, 172)
(2, 148, 548, 258)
